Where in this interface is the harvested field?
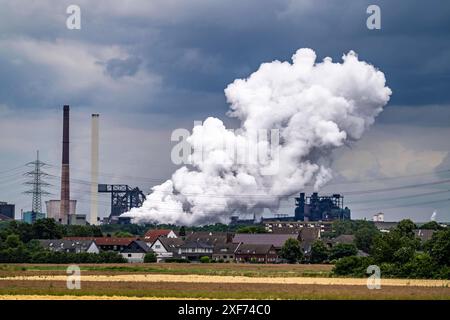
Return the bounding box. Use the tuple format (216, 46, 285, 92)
(1, 274, 449, 287)
(0, 263, 333, 278)
(0, 264, 448, 300)
(0, 280, 449, 300)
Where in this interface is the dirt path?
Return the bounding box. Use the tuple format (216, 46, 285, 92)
(1, 274, 448, 287)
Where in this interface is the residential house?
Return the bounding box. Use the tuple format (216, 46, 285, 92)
(120, 240, 152, 263)
(38, 239, 99, 254)
(235, 244, 277, 264)
(64, 237, 139, 252)
(184, 231, 232, 246)
(324, 234, 356, 250)
(373, 221, 398, 233)
(212, 243, 240, 262)
(299, 227, 321, 255)
(144, 229, 177, 243)
(150, 237, 184, 262)
(232, 233, 300, 251)
(264, 221, 333, 234)
(176, 241, 214, 261)
(414, 229, 435, 243)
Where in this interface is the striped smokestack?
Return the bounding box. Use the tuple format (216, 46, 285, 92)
(60, 105, 70, 224)
(90, 114, 99, 225)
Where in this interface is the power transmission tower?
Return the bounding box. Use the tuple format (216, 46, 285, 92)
(23, 151, 51, 213)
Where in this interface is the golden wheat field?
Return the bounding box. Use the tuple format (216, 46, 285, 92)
(0, 264, 449, 300)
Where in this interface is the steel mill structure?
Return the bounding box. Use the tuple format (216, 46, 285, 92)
(294, 192, 351, 221)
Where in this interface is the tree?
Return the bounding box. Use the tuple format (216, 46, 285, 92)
(179, 226, 186, 237)
(32, 218, 64, 239)
(371, 220, 420, 264)
(5, 234, 22, 248)
(310, 240, 329, 264)
(236, 226, 267, 234)
(329, 243, 358, 261)
(280, 238, 303, 263)
(355, 227, 378, 253)
(200, 256, 210, 263)
(399, 253, 437, 278)
(428, 228, 450, 266)
(65, 225, 103, 237)
(333, 256, 374, 277)
(1, 221, 33, 243)
(144, 252, 157, 263)
(419, 221, 444, 230)
(395, 219, 416, 238)
(114, 231, 134, 238)
(392, 246, 415, 264)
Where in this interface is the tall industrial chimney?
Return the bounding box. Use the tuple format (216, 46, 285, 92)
(60, 105, 70, 224)
(90, 114, 99, 225)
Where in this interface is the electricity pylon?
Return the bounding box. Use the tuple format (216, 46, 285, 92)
(23, 151, 51, 213)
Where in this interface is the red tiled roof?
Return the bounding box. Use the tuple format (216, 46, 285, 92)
(144, 229, 173, 243)
(63, 237, 138, 246)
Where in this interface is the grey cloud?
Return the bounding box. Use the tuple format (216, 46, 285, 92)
(103, 56, 142, 79)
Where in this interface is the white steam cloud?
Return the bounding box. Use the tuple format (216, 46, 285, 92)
(122, 48, 392, 225)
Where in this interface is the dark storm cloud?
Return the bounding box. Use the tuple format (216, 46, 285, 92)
(103, 56, 142, 79)
(0, 0, 449, 116)
(1, 0, 450, 221)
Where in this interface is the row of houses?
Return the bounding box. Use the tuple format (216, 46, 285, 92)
(38, 237, 151, 263)
(35, 227, 320, 263)
(147, 228, 321, 263)
(35, 220, 443, 263)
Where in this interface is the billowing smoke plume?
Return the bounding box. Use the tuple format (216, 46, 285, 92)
(123, 48, 392, 225)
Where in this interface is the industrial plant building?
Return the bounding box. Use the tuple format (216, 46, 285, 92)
(294, 192, 351, 221)
(0, 201, 15, 220)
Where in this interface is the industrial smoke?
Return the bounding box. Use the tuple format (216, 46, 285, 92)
(123, 48, 392, 225)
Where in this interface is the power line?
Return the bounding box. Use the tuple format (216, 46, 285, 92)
(355, 198, 450, 212)
(344, 179, 450, 195)
(327, 168, 450, 185)
(45, 162, 450, 187)
(347, 189, 450, 205)
(0, 164, 27, 176)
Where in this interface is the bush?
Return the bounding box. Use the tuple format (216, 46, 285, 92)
(310, 240, 329, 264)
(329, 243, 358, 260)
(200, 256, 210, 263)
(399, 253, 437, 279)
(333, 256, 374, 277)
(428, 229, 450, 266)
(280, 238, 303, 264)
(144, 252, 157, 263)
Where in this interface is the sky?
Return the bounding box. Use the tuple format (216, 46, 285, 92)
(0, 0, 449, 222)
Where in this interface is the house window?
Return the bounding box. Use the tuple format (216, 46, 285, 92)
(128, 254, 132, 257)
(155, 245, 161, 249)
